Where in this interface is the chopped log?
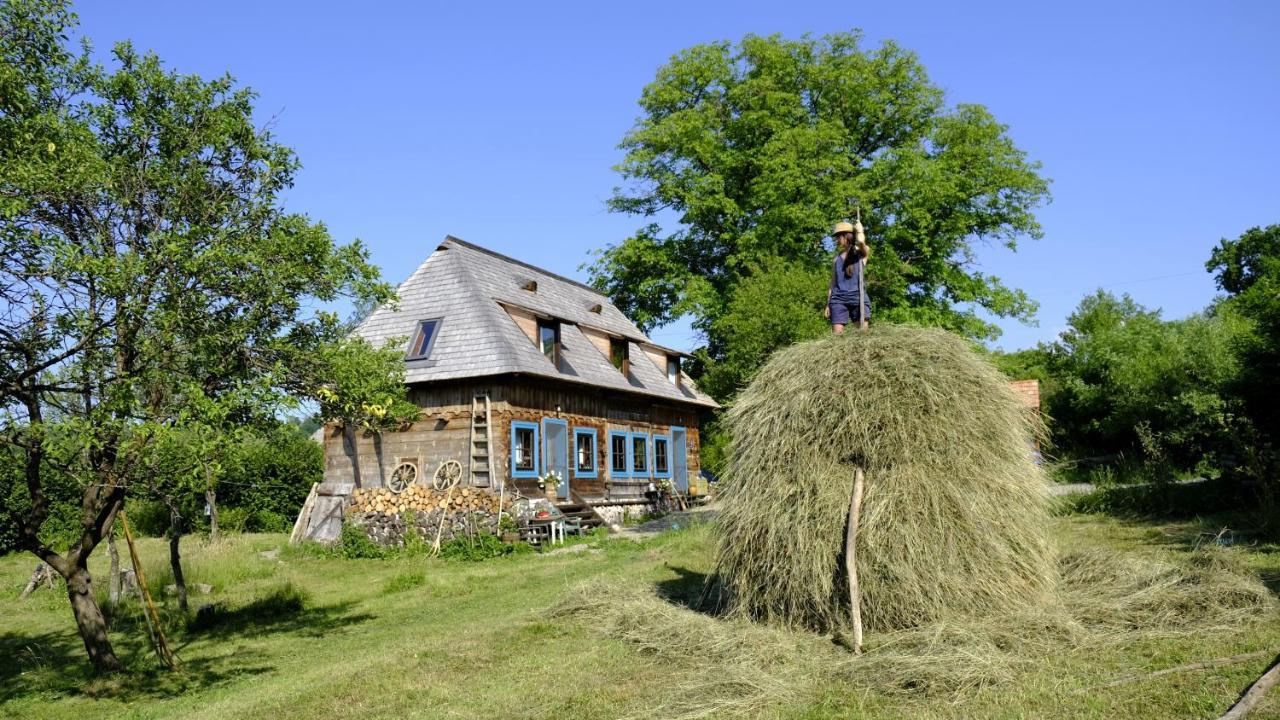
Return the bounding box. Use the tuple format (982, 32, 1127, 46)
(19, 563, 54, 600)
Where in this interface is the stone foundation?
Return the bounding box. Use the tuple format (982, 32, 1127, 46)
(348, 509, 501, 547)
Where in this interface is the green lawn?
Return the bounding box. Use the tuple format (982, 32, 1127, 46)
(2, 513, 1279, 719)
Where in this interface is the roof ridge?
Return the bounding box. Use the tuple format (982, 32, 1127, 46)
(441, 235, 608, 299)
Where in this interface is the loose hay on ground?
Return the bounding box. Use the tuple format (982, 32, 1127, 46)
(556, 546, 1274, 718)
(714, 326, 1055, 633)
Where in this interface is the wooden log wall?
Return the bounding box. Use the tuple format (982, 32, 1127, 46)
(322, 377, 704, 504)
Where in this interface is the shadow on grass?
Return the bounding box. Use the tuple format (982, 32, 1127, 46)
(0, 591, 375, 705)
(655, 565, 726, 616)
(0, 628, 273, 703)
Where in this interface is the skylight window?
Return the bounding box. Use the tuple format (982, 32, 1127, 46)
(407, 318, 442, 360)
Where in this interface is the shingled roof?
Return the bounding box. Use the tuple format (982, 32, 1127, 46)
(352, 236, 719, 409)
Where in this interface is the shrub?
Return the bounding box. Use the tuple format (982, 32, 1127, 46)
(438, 533, 528, 562)
(217, 506, 250, 534)
(126, 499, 172, 537)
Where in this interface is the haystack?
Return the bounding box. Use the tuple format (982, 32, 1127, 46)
(713, 325, 1054, 632)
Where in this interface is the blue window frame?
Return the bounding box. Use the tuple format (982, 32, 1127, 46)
(630, 431, 650, 477)
(510, 421, 540, 479)
(573, 428, 598, 478)
(652, 434, 671, 478)
(608, 430, 630, 479)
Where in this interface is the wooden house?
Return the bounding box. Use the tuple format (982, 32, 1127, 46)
(317, 236, 719, 525)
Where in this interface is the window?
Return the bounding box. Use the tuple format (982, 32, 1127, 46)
(631, 433, 649, 475)
(574, 428, 597, 477)
(510, 421, 539, 478)
(666, 356, 680, 385)
(653, 436, 670, 477)
(406, 318, 442, 360)
(610, 338, 629, 374)
(538, 320, 560, 367)
(609, 431, 629, 477)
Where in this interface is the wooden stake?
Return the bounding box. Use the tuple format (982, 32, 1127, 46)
(120, 510, 179, 670)
(846, 465, 866, 654)
(1218, 655, 1280, 720)
(432, 481, 458, 555)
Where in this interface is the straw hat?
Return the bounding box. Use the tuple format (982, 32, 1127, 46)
(832, 221, 855, 235)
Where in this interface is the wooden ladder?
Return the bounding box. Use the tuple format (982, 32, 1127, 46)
(469, 393, 494, 487)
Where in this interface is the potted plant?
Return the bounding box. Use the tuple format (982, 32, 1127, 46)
(498, 514, 520, 544)
(539, 470, 563, 501)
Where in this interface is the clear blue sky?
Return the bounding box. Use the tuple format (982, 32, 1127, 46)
(74, 1, 1278, 351)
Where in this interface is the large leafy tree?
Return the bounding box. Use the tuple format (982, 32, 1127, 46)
(1207, 224, 1280, 474)
(590, 31, 1050, 396)
(0, 0, 391, 672)
(588, 29, 1049, 392)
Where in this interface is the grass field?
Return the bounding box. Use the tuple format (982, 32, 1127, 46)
(2, 512, 1279, 719)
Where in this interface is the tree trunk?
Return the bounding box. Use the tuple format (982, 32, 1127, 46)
(168, 506, 188, 613)
(65, 562, 123, 673)
(205, 487, 219, 544)
(107, 523, 121, 608)
(343, 422, 364, 489)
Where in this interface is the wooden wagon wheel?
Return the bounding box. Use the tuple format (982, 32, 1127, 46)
(387, 461, 418, 494)
(432, 459, 463, 491)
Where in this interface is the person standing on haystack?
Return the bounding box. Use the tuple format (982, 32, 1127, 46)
(825, 219, 871, 333)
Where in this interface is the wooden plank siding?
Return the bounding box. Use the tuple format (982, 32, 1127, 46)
(322, 376, 704, 504)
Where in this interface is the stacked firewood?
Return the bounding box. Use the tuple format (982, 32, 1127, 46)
(347, 486, 507, 515)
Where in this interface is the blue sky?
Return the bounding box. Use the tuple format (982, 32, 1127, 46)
(74, 1, 1278, 351)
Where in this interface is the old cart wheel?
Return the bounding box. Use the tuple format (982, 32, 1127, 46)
(388, 462, 417, 494)
(433, 460, 463, 490)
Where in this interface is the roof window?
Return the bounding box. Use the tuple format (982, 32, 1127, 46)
(407, 318, 442, 360)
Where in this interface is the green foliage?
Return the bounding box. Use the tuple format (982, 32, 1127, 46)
(1042, 291, 1247, 475)
(0, 0, 392, 616)
(218, 424, 321, 523)
(310, 337, 419, 434)
(335, 522, 392, 560)
(125, 499, 173, 538)
(217, 506, 250, 534)
(1062, 478, 1246, 519)
(1207, 224, 1280, 477)
(699, 258, 829, 397)
(437, 533, 527, 562)
(590, 31, 1050, 396)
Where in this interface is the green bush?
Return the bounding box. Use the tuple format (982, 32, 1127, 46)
(127, 499, 172, 537)
(336, 522, 391, 559)
(1064, 477, 1244, 518)
(438, 533, 529, 561)
(218, 506, 250, 534)
(247, 509, 290, 534)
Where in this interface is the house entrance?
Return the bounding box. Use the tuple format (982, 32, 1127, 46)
(542, 418, 570, 501)
(671, 426, 688, 494)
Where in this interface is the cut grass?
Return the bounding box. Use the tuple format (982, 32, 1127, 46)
(715, 326, 1055, 633)
(0, 514, 1277, 720)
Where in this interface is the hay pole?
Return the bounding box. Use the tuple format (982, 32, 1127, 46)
(431, 480, 458, 556)
(1218, 654, 1280, 720)
(1077, 650, 1274, 692)
(846, 465, 865, 654)
(120, 510, 179, 670)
